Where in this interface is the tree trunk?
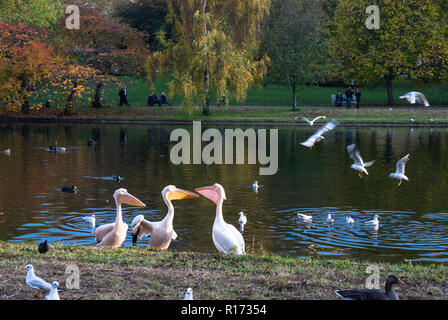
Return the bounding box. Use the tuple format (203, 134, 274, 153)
(65, 81, 78, 114)
(203, 69, 210, 116)
(92, 82, 104, 108)
(384, 68, 394, 105)
(292, 83, 297, 111)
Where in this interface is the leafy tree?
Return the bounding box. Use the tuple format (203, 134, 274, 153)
(261, 0, 330, 110)
(115, 0, 168, 52)
(331, 0, 448, 105)
(147, 0, 270, 115)
(0, 0, 63, 28)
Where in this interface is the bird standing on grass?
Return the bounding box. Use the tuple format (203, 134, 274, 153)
(25, 264, 52, 300)
(335, 275, 404, 300)
(44, 281, 61, 300)
(183, 288, 194, 300)
(38, 240, 49, 254)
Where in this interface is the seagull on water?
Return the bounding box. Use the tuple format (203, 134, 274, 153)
(400, 92, 430, 107)
(25, 264, 52, 299)
(44, 281, 61, 300)
(82, 215, 96, 228)
(296, 116, 326, 126)
(297, 213, 313, 222)
(365, 215, 380, 226)
(300, 120, 340, 149)
(1, 148, 10, 156)
(238, 211, 247, 231)
(326, 214, 334, 224)
(183, 288, 194, 300)
(346, 215, 355, 224)
(252, 181, 259, 191)
(389, 154, 410, 187)
(347, 144, 376, 178)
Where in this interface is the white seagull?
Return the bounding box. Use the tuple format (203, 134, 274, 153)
(238, 211, 247, 231)
(300, 120, 340, 149)
(183, 288, 194, 300)
(365, 215, 380, 226)
(389, 154, 410, 187)
(326, 214, 334, 224)
(82, 215, 96, 228)
(25, 264, 52, 299)
(296, 116, 326, 126)
(297, 213, 313, 222)
(0, 148, 10, 156)
(252, 181, 259, 191)
(399, 92, 430, 107)
(44, 281, 61, 300)
(347, 144, 376, 178)
(346, 215, 355, 224)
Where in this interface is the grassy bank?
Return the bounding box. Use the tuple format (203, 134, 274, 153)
(1, 242, 447, 300)
(3, 106, 448, 125)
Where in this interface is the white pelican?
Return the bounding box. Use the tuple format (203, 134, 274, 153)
(326, 214, 334, 224)
(195, 183, 245, 255)
(0, 148, 10, 156)
(95, 188, 146, 248)
(131, 185, 198, 250)
(400, 92, 430, 107)
(183, 287, 194, 300)
(296, 116, 326, 126)
(346, 215, 355, 224)
(389, 154, 410, 187)
(238, 211, 247, 227)
(300, 120, 339, 149)
(297, 213, 312, 222)
(25, 264, 52, 299)
(82, 215, 96, 228)
(347, 144, 376, 178)
(44, 281, 60, 300)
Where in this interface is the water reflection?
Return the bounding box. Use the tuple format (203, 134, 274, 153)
(0, 123, 448, 262)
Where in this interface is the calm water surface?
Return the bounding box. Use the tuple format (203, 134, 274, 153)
(1, 122, 448, 263)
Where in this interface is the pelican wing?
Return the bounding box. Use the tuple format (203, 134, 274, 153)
(213, 222, 245, 255)
(416, 93, 430, 107)
(396, 154, 410, 175)
(95, 222, 114, 243)
(131, 214, 153, 239)
(347, 144, 364, 166)
(172, 230, 178, 240)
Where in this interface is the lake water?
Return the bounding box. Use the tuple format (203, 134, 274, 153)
(1, 122, 448, 263)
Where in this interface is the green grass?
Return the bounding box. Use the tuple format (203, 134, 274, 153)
(30, 76, 448, 109)
(1, 242, 448, 300)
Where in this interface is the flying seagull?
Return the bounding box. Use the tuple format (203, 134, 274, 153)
(295, 116, 326, 126)
(399, 92, 430, 107)
(347, 144, 376, 178)
(389, 154, 410, 187)
(300, 120, 340, 149)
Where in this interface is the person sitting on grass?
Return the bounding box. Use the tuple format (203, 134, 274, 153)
(335, 91, 344, 108)
(147, 92, 161, 107)
(160, 92, 169, 105)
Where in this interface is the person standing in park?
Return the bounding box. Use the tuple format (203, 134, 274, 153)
(355, 88, 362, 109)
(118, 86, 129, 107)
(345, 86, 354, 109)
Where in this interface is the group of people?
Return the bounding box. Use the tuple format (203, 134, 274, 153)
(335, 86, 362, 109)
(118, 86, 169, 107)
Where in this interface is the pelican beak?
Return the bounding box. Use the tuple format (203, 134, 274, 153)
(168, 188, 199, 201)
(121, 192, 146, 207)
(195, 185, 220, 204)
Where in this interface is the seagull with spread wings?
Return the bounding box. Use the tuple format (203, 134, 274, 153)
(347, 144, 376, 178)
(389, 154, 410, 187)
(295, 116, 326, 126)
(399, 92, 430, 107)
(300, 120, 340, 149)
